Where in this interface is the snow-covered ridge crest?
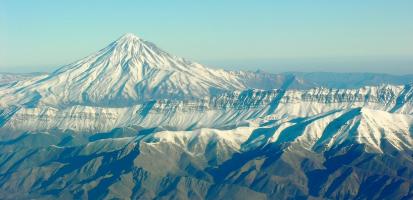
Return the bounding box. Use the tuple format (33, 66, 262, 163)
(1, 83, 412, 133)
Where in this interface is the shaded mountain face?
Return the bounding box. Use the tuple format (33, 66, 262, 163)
(1, 109, 413, 199)
(0, 33, 412, 199)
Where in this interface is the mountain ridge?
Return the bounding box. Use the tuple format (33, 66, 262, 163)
(1, 83, 412, 133)
(0, 34, 277, 107)
(0, 107, 412, 199)
(0, 33, 413, 199)
(1, 33, 412, 109)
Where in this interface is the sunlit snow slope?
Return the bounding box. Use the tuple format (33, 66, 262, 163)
(0, 34, 279, 108)
(0, 33, 413, 200)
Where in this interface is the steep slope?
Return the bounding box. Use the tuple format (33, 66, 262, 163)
(1, 34, 217, 107)
(2, 34, 412, 109)
(0, 34, 281, 108)
(0, 33, 412, 199)
(0, 109, 412, 199)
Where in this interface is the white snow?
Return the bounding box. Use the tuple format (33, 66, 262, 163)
(0, 33, 412, 154)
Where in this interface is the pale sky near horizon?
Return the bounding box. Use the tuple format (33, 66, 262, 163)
(0, 1, 412, 74)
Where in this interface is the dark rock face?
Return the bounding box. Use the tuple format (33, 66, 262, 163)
(0, 126, 412, 200)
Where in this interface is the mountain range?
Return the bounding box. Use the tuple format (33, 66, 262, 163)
(0, 33, 412, 200)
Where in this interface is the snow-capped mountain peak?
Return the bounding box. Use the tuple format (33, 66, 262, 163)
(110, 33, 146, 55)
(1, 33, 413, 200)
(0, 33, 250, 107)
(107, 33, 175, 66)
(55, 33, 180, 74)
(1, 33, 412, 110)
(119, 32, 141, 40)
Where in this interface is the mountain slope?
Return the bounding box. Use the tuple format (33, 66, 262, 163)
(2, 34, 412, 109)
(0, 34, 273, 108)
(0, 33, 412, 199)
(1, 83, 412, 133)
(0, 72, 46, 86)
(0, 109, 412, 199)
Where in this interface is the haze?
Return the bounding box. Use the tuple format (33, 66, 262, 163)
(0, 1, 412, 74)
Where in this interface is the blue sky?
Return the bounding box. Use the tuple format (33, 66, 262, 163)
(1, 0, 412, 74)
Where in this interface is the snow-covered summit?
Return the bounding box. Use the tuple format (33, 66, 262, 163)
(0, 33, 258, 107)
(120, 32, 141, 40)
(1, 33, 412, 109)
(54, 33, 186, 74)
